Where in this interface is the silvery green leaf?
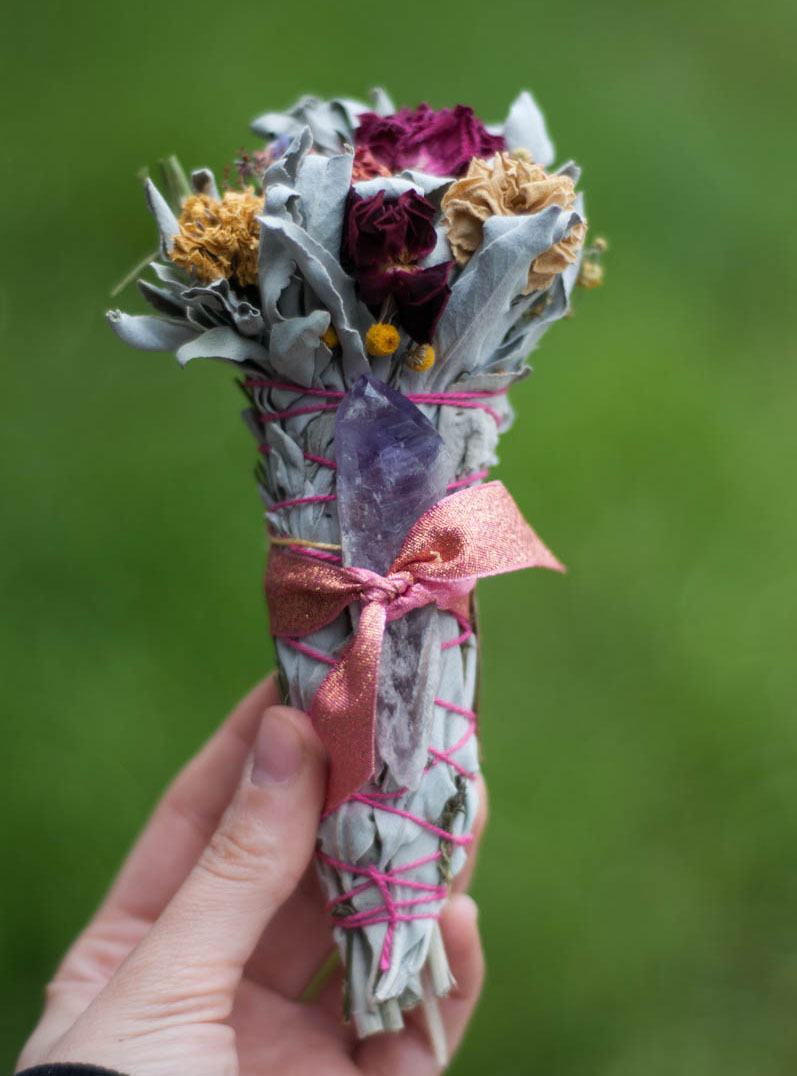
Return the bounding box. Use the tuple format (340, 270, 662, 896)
(337, 798, 380, 863)
(353, 176, 423, 201)
(264, 182, 300, 220)
(556, 159, 581, 184)
(512, 202, 583, 357)
(396, 169, 453, 200)
(174, 325, 269, 367)
(233, 306, 265, 338)
(136, 279, 187, 319)
(106, 310, 198, 352)
(252, 97, 366, 155)
(281, 274, 306, 322)
(185, 305, 218, 332)
(421, 221, 454, 269)
(251, 108, 301, 140)
(334, 96, 375, 131)
(449, 367, 529, 393)
(295, 151, 353, 256)
(180, 284, 226, 314)
(150, 261, 187, 288)
(257, 227, 297, 324)
(182, 278, 265, 337)
(487, 298, 546, 370)
(488, 310, 547, 372)
(258, 214, 369, 379)
(368, 86, 394, 115)
(257, 152, 301, 323)
(144, 178, 179, 256)
(435, 205, 581, 382)
(268, 311, 331, 387)
(190, 168, 219, 199)
(260, 420, 306, 497)
(502, 89, 555, 167)
(435, 398, 503, 476)
(263, 127, 313, 190)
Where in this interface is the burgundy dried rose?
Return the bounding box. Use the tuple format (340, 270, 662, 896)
(354, 103, 505, 178)
(342, 188, 453, 344)
(342, 188, 437, 271)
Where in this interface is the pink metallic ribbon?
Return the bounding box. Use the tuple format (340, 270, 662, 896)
(266, 481, 564, 809)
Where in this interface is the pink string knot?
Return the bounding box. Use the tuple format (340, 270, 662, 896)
(347, 567, 417, 612)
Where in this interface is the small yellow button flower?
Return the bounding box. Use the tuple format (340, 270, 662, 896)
(404, 344, 435, 373)
(321, 325, 339, 349)
(365, 323, 400, 358)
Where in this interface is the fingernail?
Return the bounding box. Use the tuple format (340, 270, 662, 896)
(251, 709, 304, 786)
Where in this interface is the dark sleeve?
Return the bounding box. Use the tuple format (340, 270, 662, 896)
(16, 1066, 128, 1076)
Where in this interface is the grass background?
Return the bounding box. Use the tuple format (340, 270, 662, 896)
(2, 0, 796, 1071)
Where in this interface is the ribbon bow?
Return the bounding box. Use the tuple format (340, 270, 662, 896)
(266, 481, 563, 809)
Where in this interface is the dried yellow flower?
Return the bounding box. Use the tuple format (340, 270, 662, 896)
(365, 323, 400, 358)
(441, 153, 587, 294)
(404, 344, 435, 373)
(577, 259, 604, 289)
(170, 189, 262, 288)
(321, 325, 340, 349)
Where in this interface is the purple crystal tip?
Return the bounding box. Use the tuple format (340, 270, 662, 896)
(335, 375, 453, 574)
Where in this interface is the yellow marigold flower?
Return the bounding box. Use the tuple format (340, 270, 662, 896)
(441, 153, 587, 294)
(365, 323, 400, 358)
(170, 188, 262, 288)
(404, 344, 435, 373)
(321, 325, 340, 349)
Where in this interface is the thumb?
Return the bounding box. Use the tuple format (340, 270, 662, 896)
(120, 705, 328, 996)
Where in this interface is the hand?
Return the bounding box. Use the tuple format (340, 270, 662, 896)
(18, 676, 486, 1076)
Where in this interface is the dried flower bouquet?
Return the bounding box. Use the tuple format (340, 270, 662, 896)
(108, 88, 601, 1052)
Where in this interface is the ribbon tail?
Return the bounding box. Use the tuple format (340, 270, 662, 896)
(311, 601, 388, 811)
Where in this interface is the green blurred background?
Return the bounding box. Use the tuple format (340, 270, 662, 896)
(2, 0, 796, 1071)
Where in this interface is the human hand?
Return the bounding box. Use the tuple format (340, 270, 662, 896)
(18, 676, 486, 1076)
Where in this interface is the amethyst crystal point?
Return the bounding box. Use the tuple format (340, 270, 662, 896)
(335, 374, 453, 790)
(335, 374, 452, 574)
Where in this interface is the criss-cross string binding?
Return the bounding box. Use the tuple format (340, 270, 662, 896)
(277, 627, 477, 973)
(246, 377, 505, 972)
(246, 378, 504, 533)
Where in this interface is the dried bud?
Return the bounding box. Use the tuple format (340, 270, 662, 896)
(321, 325, 340, 349)
(365, 323, 400, 357)
(404, 343, 436, 372)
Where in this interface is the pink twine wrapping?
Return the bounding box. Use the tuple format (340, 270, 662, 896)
(255, 381, 555, 973)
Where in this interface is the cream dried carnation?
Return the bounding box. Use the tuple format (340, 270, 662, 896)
(442, 152, 587, 293)
(171, 188, 262, 288)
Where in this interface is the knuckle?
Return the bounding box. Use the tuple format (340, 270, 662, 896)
(163, 785, 218, 843)
(199, 823, 276, 886)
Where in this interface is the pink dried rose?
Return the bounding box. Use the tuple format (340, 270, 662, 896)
(354, 103, 505, 178)
(441, 152, 587, 293)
